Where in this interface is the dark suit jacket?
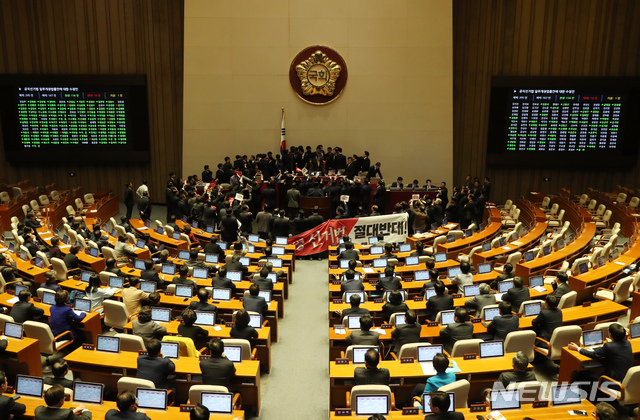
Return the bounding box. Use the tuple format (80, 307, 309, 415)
(243, 295, 268, 314)
(501, 286, 530, 312)
(439, 322, 474, 354)
(0, 394, 26, 420)
(391, 323, 421, 353)
(490, 272, 515, 290)
(341, 279, 364, 292)
(34, 406, 92, 420)
(345, 330, 380, 346)
(579, 340, 633, 382)
(486, 314, 520, 341)
(497, 370, 537, 387)
(105, 409, 151, 420)
(253, 277, 273, 291)
(532, 308, 563, 341)
(212, 276, 237, 292)
(136, 355, 175, 390)
(63, 253, 80, 271)
(552, 282, 571, 301)
(338, 249, 359, 260)
(141, 269, 164, 289)
(354, 367, 390, 385)
(427, 294, 454, 321)
(342, 307, 371, 318)
(200, 356, 236, 389)
(376, 276, 402, 292)
(464, 294, 496, 313)
(10, 300, 45, 323)
(381, 302, 409, 322)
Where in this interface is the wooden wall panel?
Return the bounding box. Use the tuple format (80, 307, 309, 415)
(453, 0, 640, 204)
(0, 0, 183, 205)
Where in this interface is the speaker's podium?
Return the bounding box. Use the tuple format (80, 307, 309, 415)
(300, 196, 331, 220)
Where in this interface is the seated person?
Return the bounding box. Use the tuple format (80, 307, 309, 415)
(551, 271, 571, 301)
(376, 266, 402, 292)
(141, 259, 164, 290)
(439, 307, 473, 354)
(84, 274, 115, 314)
(89, 224, 109, 251)
(104, 257, 126, 277)
(0, 369, 26, 418)
(426, 281, 453, 321)
(230, 309, 259, 345)
(35, 384, 91, 420)
(372, 233, 387, 248)
(199, 337, 236, 389)
(114, 235, 136, 259)
(63, 244, 82, 274)
(381, 290, 409, 322)
(345, 315, 380, 346)
(341, 269, 364, 292)
(122, 277, 150, 315)
(50, 290, 86, 350)
(177, 308, 208, 344)
(184, 249, 207, 269)
(40, 271, 61, 292)
(105, 390, 151, 420)
(132, 307, 167, 348)
(188, 288, 218, 319)
(450, 262, 472, 294)
(354, 348, 390, 385)
(338, 242, 359, 260)
(182, 225, 200, 249)
(410, 353, 456, 402)
(490, 262, 515, 290)
(337, 293, 371, 319)
(49, 237, 63, 260)
(190, 404, 210, 420)
(173, 265, 197, 288)
(379, 243, 396, 260)
(423, 390, 464, 420)
(44, 359, 74, 388)
(496, 351, 536, 387)
(224, 254, 248, 277)
(532, 295, 562, 348)
(594, 402, 618, 420)
(500, 276, 530, 312)
(253, 267, 274, 291)
(10, 289, 44, 323)
(136, 339, 175, 391)
(420, 259, 441, 293)
(243, 284, 268, 315)
(230, 240, 248, 258)
(486, 301, 519, 341)
(148, 292, 161, 306)
(390, 176, 404, 189)
(211, 266, 237, 292)
(464, 283, 496, 314)
(391, 309, 420, 354)
(410, 241, 428, 256)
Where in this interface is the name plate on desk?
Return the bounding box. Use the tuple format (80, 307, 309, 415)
(335, 358, 350, 365)
(381, 324, 392, 329)
(6, 289, 14, 295)
(427, 322, 438, 327)
(470, 404, 486, 412)
(400, 357, 415, 364)
(180, 405, 195, 412)
(33, 297, 41, 303)
(404, 278, 413, 282)
(332, 280, 341, 285)
(471, 318, 482, 323)
(402, 407, 419, 415)
(333, 299, 343, 304)
(533, 400, 549, 408)
(368, 279, 378, 285)
(463, 353, 477, 360)
(413, 296, 423, 302)
(82, 344, 95, 350)
(225, 322, 234, 328)
(582, 301, 592, 307)
(374, 298, 384, 303)
(138, 350, 148, 356)
(199, 355, 211, 360)
(453, 294, 462, 298)
(164, 291, 174, 296)
(334, 409, 352, 416)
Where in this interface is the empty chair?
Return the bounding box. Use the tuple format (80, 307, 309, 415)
(586, 199, 597, 212)
(546, 203, 559, 216)
(103, 300, 133, 330)
(155, 220, 163, 228)
(30, 200, 40, 212)
(21, 204, 30, 216)
(459, 245, 481, 264)
(499, 199, 513, 215)
(66, 205, 82, 221)
(616, 192, 627, 203)
(597, 366, 640, 408)
(114, 225, 127, 239)
(595, 210, 612, 229)
(504, 330, 537, 362)
(0, 192, 10, 204)
(593, 204, 606, 217)
(115, 333, 146, 352)
(628, 196, 639, 208)
(540, 196, 551, 210)
(50, 190, 60, 201)
(577, 194, 589, 206)
(117, 377, 156, 394)
(494, 252, 521, 273)
(102, 247, 128, 267)
(84, 193, 95, 205)
(534, 325, 582, 361)
(502, 208, 520, 227)
(439, 379, 470, 409)
(570, 257, 590, 276)
(39, 194, 50, 206)
(12, 186, 22, 197)
(558, 291, 577, 309)
(424, 235, 446, 254)
(547, 209, 565, 228)
(347, 385, 394, 412)
(23, 320, 74, 363)
(164, 225, 174, 237)
(594, 277, 633, 303)
(50, 257, 71, 282)
(450, 339, 483, 358)
(448, 230, 464, 240)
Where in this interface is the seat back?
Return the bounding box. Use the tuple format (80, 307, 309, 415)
(612, 277, 633, 302)
(558, 291, 577, 309)
(39, 194, 50, 206)
(67, 230, 78, 245)
(629, 196, 639, 208)
(50, 190, 60, 201)
(450, 339, 483, 358)
(164, 225, 174, 237)
(36, 251, 50, 268)
(155, 220, 163, 228)
(50, 257, 69, 281)
(22, 204, 30, 216)
(23, 320, 56, 355)
(30, 200, 40, 211)
(541, 196, 550, 209)
(84, 193, 95, 205)
(433, 235, 446, 248)
(126, 233, 137, 245)
(439, 379, 470, 409)
(180, 233, 191, 247)
(505, 252, 522, 266)
(502, 199, 512, 210)
(619, 366, 640, 405)
(345, 345, 379, 361)
(578, 194, 588, 206)
(350, 385, 392, 412)
(449, 230, 464, 240)
(115, 333, 146, 352)
(101, 247, 117, 261)
(114, 225, 127, 239)
(75, 198, 84, 211)
(103, 300, 130, 329)
(66, 205, 76, 217)
(467, 246, 482, 262)
(0, 314, 14, 332)
(398, 343, 429, 359)
(117, 377, 155, 394)
(570, 257, 590, 275)
(547, 325, 582, 360)
(595, 204, 606, 216)
(504, 330, 536, 362)
(188, 385, 229, 405)
(20, 245, 33, 260)
(586, 199, 597, 211)
(0, 192, 10, 203)
(616, 192, 627, 203)
(221, 338, 252, 360)
(548, 203, 559, 215)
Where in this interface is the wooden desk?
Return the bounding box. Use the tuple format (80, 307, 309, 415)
(559, 338, 640, 383)
(130, 219, 189, 252)
(0, 245, 49, 285)
(472, 221, 548, 265)
(631, 291, 640, 321)
(437, 219, 502, 258)
(0, 337, 43, 377)
(65, 347, 261, 414)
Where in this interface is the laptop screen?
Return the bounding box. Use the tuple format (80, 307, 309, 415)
(629, 322, 640, 339)
(523, 301, 542, 317)
(81, 271, 93, 282)
(424, 288, 436, 299)
(582, 329, 604, 347)
(386, 290, 406, 302)
(484, 307, 501, 322)
(161, 264, 176, 275)
(248, 234, 259, 243)
(34, 257, 44, 268)
(477, 262, 491, 274)
(4, 321, 23, 339)
(491, 389, 520, 410)
(194, 311, 215, 326)
(258, 290, 272, 302)
(415, 270, 430, 281)
(248, 314, 262, 329)
(205, 253, 219, 264)
(578, 262, 589, 274)
(446, 234, 455, 243)
(557, 238, 565, 250)
(394, 313, 406, 326)
(96, 335, 120, 353)
(499, 237, 507, 247)
(399, 243, 412, 253)
(172, 232, 181, 240)
(434, 253, 447, 263)
(339, 259, 350, 269)
(373, 259, 387, 268)
(440, 310, 455, 325)
(137, 388, 168, 410)
(482, 242, 491, 252)
(88, 247, 99, 257)
(465, 229, 473, 238)
(405, 256, 419, 266)
(178, 250, 190, 260)
(353, 347, 378, 364)
(175, 285, 193, 298)
(275, 236, 288, 246)
(447, 266, 461, 278)
(239, 257, 250, 267)
(42, 290, 56, 305)
(227, 271, 242, 282)
(524, 250, 535, 262)
(498, 280, 514, 293)
(267, 258, 283, 268)
(479, 341, 504, 358)
(347, 315, 362, 330)
(136, 239, 146, 249)
(417, 344, 443, 362)
(151, 307, 171, 323)
(344, 292, 365, 303)
(464, 285, 480, 297)
(14, 284, 28, 295)
(370, 246, 383, 255)
(193, 268, 208, 279)
(74, 298, 91, 312)
(15, 375, 44, 397)
(355, 395, 389, 416)
(542, 245, 551, 256)
(224, 345, 242, 363)
(134, 259, 146, 270)
(160, 341, 179, 359)
(272, 246, 285, 256)
(529, 275, 544, 288)
(156, 227, 164, 235)
(140, 280, 156, 293)
(423, 392, 454, 414)
(212, 288, 231, 301)
(201, 392, 234, 414)
(73, 381, 103, 405)
(551, 384, 582, 406)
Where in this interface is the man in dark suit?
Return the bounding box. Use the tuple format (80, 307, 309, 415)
(137, 191, 151, 222)
(390, 177, 404, 189)
(136, 339, 175, 390)
(426, 281, 453, 321)
(439, 307, 474, 354)
(271, 210, 291, 238)
(496, 351, 536, 387)
(486, 301, 519, 341)
(425, 391, 464, 420)
(188, 289, 218, 321)
(243, 284, 268, 315)
(338, 242, 359, 261)
(224, 255, 248, 278)
(307, 206, 324, 228)
(202, 165, 213, 183)
(211, 267, 237, 293)
(341, 270, 364, 292)
(199, 338, 236, 389)
(391, 309, 421, 353)
(0, 370, 26, 420)
(35, 384, 91, 420)
(252, 267, 273, 290)
(500, 276, 530, 312)
(105, 391, 151, 420)
(333, 147, 347, 171)
(464, 283, 496, 314)
(376, 266, 402, 292)
(338, 294, 371, 319)
(489, 263, 515, 290)
(140, 259, 164, 290)
(367, 162, 382, 180)
(63, 245, 81, 274)
(532, 295, 563, 347)
(220, 205, 239, 245)
(551, 272, 571, 301)
(44, 360, 74, 389)
(354, 349, 389, 385)
(105, 257, 127, 277)
(10, 289, 44, 323)
(345, 315, 380, 345)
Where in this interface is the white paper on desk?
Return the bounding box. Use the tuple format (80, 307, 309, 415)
(362, 267, 375, 274)
(334, 328, 346, 335)
(7, 297, 19, 304)
(446, 223, 457, 228)
(533, 286, 547, 293)
(511, 241, 523, 246)
(371, 328, 386, 336)
(501, 246, 511, 250)
(494, 292, 504, 302)
(73, 310, 83, 316)
(615, 261, 626, 265)
(0, 248, 8, 252)
(213, 325, 222, 331)
(89, 210, 97, 213)
(138, 226, 149, 230)
(420, 362, 437, 375)
(60, 245, 71, 249)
